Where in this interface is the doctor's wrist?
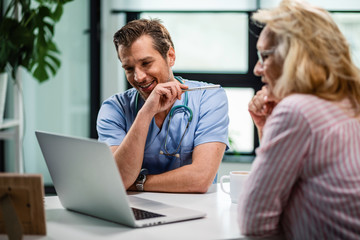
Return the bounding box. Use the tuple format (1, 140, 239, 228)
(137, 106, 156, 120)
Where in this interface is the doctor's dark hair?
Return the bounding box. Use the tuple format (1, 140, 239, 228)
(113, 18, 174, 60)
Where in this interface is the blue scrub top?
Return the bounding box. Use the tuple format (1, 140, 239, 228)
(97, 78, 229, 175)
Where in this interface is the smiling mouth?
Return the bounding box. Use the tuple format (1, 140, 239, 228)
(138, 80, 155, 91)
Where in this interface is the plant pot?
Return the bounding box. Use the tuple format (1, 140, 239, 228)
(0, 72, 8, 125)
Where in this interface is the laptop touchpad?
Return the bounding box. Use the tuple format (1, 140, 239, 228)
(128, 195, 170, 210)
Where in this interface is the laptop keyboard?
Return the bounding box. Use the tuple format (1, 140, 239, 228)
(132, 207, 165, 220)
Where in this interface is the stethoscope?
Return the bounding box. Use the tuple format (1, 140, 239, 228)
(135, 76, 193, 158)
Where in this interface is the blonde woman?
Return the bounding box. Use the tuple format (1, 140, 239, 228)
(239, 0, 360, 239)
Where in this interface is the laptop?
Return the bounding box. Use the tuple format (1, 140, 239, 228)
(35, 130, 206, 228)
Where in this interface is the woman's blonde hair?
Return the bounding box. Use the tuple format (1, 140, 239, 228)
(252, 0, 360, 115)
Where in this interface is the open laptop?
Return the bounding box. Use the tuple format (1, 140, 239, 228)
(35, 130, 206, 228)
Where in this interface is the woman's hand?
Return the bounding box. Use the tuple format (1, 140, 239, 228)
(248, 86, 277, 139)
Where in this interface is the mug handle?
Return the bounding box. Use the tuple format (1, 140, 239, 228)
(220, 175, 230, 195)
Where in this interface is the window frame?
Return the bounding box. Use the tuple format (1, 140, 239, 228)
(117, 11, 263, 159)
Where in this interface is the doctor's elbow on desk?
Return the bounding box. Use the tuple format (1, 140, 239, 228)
(186, 177, 214, 194)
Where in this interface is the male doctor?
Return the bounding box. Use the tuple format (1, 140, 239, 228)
(97, 19, 229, 193)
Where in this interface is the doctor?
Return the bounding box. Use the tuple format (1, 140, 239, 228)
(97, 19, 229, 193)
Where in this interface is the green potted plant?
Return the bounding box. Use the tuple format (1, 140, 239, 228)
(0, 0, 72, 123)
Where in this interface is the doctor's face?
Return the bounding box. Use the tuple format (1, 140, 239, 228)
(253, 27, 282, 100)
(118, 34, 175, 100)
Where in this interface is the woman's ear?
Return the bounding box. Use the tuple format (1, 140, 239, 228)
(167, 47, 176, 67)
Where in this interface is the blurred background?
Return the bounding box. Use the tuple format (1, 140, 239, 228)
(1, 0, 360, 192)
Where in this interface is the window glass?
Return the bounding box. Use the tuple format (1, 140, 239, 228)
(224, 87, 254, 153)
(140, 12, 249, 73)
(332, 13, 360, 67)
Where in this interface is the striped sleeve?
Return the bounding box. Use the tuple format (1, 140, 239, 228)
(238, 99, 311, 237)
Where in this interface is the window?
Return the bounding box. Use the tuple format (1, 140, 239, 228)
(141, 13, 249, 73)
(138, 12, 262, 157)
(108, 2, 360, 162)
(225, 87, 254, 153)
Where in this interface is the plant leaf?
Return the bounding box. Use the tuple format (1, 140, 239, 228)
(1, 0, 72, 82)
(52, 4, 63, 22)
(33, 64, 49, 83)
(45, 58, 57, 75)
(47, 54, 61, 68)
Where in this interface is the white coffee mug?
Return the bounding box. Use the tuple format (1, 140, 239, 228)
(220, 171, 250, 204)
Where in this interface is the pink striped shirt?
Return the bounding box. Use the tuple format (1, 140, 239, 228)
(238, 94, 360, 240)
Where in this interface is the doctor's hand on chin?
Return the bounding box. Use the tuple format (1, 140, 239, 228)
(142, 81, 188, 116)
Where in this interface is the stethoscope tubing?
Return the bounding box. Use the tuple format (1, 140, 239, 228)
(135, 76, 193, 158)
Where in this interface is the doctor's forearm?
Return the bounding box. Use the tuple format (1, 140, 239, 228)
(143, 143, 225, 193)
(112, 110, 154, 189)
(144, 168, 212, 193)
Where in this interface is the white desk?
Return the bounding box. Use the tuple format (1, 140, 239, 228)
(2, 184, 246, 240)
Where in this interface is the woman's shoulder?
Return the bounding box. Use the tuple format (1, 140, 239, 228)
(278, 94, 327, 111)
(281, 93, 321, 104)
(275, 94, 341, 125)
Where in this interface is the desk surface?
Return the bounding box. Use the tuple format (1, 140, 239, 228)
(2, 184, 245, 240)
